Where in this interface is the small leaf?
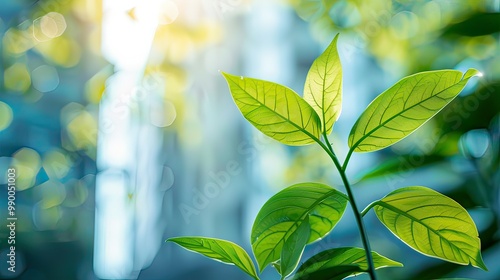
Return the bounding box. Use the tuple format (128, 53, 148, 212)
(251, 182, 348, 272)
(349, 69, 481, 152)
(222, 73, 322, 146)
(292, 247, 403, 280)
(304, 34, 342, 134)
(167, 237, 259, 280)
(371, 186, 487, 270)
(280, 216, 311, 278)
(271, 260, 281, 274)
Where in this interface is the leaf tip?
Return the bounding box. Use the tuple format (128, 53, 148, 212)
(333, 33, 340, 41)
(473, 256, 488, 271)
(463, 68, 482, 80)
(393, 261, 404, 267)
(221, 72, 244, 83)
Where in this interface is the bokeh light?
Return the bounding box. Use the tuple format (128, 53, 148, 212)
(42, 149, 72, 179)
(150, 99, 176, 127)
(0, 101, 13, 131)
(34, 179, 67, 209)
(31, 65, 60, 92)
(4, 63, 31, 93)
(1, 0, 498, 279)
(33, 12, 67, 41)
(12, 148, 42, 191)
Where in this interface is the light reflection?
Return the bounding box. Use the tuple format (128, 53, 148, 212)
(390, 11, 420, 39)
(66, 110, 98, 155)
(4, 63, 31, 93)
(40, 12, 67, 38)
(459, 129, 491, 159)
(150, 99, 176, 127)
(12, 148, 41, 191)
(94, 171, 136, 279)
(157, 0, 179, 25)
(33, 12, 67, 41)
(34, 36, 82, 67)
(34, 180, 67, 209)
(94, 0, 167, 278)
(63, 177, 90, 208)
(3, 27, 35, 54)
(0, 101, 13, 131)
(32, 65, 60, 92)
(159, 165, 175, 191)
(32, 202, 62, 231)
(329, 0, 361, 28)
(42, 149, 71, 179)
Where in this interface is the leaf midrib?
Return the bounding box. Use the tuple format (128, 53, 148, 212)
(320, 45, 332, 133)
(307, 45, 339, 134)
(350, 73, 465, 151)
(230, 76, 322, 144)
(253, 189, 347, 271)
(209, 240, 256, 277)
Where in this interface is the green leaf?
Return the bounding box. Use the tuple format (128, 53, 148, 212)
(280, 216, 311, 278)
(271, 260, 281, 274)
(292, 247, 403, 280)
(443, 12, 500, 37)
(359, 154, 444, 181)
(304, 34, 342, 134)
(251, 182, 348, 272)
(370, 186, 487, 270)
(222, 73, 321, 146)
(167, 237, 259, 280)
(348, 69, 481, 152)
(436, 278, 475, 280)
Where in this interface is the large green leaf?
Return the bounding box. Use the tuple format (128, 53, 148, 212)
(280, 216, 311, 278)
(167, 237, 259, 280)
(222, 73, 321, 146)
(292, 247, 403, 280)
(369, 186, 487, 270)
(348, 69, 481, 152)
(251, 182, 348, 272)
(304, 34, 342, 134)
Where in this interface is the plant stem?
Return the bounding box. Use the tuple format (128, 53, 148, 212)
(318, 133, 377, 280)
(342, 148, 354, 171)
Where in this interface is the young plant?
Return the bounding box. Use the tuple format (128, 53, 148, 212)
(167, 34, 487, 279)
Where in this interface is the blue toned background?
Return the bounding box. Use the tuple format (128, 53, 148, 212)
(0, 0, 499, 279)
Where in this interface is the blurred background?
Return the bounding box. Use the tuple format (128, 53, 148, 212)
(0, 0, 499, 279)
